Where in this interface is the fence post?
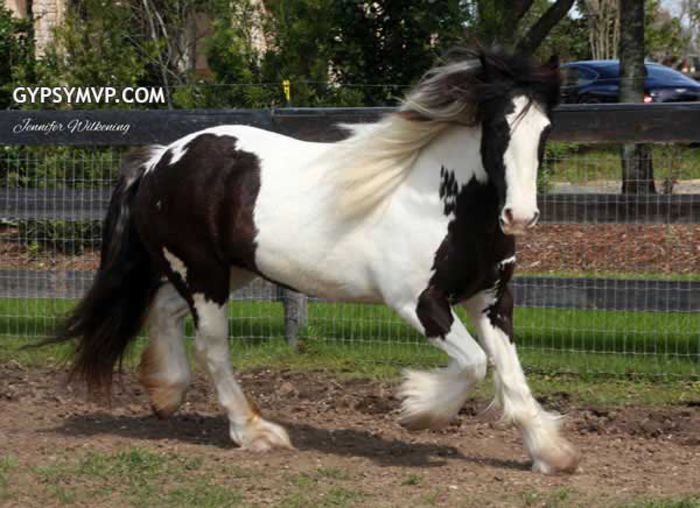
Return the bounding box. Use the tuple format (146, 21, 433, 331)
(279, 286, 307, 349)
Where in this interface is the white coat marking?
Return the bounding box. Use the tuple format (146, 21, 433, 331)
(502, 96, 551, 223)
(163, 247, 187, 281)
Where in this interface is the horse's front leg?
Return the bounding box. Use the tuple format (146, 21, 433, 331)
(392, 290, 488, 430)
(465, 288, 580, 474)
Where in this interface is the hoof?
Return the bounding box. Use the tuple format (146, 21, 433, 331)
(398, 404, 452, 430)
(234, 417, 294, 452)
(531, 439, 581, 475)
(144, 382, 187, 420)
(152, 404, 177, 420)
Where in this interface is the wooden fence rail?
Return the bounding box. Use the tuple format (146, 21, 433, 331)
(2, 102, 700, 146)
(2, 188, 698, 224)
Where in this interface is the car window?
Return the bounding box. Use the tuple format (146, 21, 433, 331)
(561, 68, 579, 87)
(561, 67, 597, 86)
(647, 64, 698, 84)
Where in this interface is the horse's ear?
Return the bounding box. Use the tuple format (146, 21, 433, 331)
(543, 54, 559, 71)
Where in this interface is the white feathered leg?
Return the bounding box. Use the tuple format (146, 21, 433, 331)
(394, 304, 487, 429)
(139, 283, 191, 418)
(193, 294, 292, 451)
(466, 291, 580, 474)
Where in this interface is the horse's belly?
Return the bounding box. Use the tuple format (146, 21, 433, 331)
(253, 236, 381, 303)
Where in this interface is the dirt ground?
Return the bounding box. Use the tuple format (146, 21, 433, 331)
(1, 363, 699, 507)
(1, 224, 698, 275)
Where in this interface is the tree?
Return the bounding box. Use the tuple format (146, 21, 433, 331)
(619, 0, 655, 194)
(326, 1, 469, 106)
(0, 4, 34, 108)
(645, 0, 689, 62)
(523, 0, 590, 61)
(679, 0, 700, 52)
(582, 0, 619, 59)
(582, 0, 689, 62)
(469, 0, 576, 53)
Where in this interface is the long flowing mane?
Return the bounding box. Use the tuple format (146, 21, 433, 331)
(329, 47, 560, 218)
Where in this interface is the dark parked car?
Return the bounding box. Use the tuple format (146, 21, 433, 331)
(561, 60, 700, 103)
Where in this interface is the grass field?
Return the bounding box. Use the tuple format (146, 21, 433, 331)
(546, 144, 700, 183)
(2, 305, 699, 507)
(2, 446, 699, 508)
(1, 297, 697, 384)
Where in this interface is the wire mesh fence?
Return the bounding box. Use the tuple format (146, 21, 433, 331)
(0, 142, 698, 377)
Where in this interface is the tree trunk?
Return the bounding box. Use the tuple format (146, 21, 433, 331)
(585, 0, 619, 60)
(619, 0, 656, 194)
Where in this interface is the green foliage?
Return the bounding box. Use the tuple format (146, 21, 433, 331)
(17, 220, 102, 255)
(325, 1, 470, 105)
(0, 4, 34, 108)
(539, 142, 580, 193)
(645, 0, 690, 61)
(528, 0, 591, 61)
(33, 0, 153, 109)
(12, 1, 583, 110)
(0, 146, 120, 189)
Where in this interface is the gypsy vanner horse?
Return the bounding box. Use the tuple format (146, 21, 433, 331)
(44, 48, 580, 474)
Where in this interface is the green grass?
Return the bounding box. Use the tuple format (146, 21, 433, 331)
(27, 448, 245, 507)
(0, 297, 698, 382)
(0, 295, 698, 407)
(518, 271, 700, 282)
(617, 496, 700, 508)
(522, 486, 576, 508)
(0, 455, 16, 501)
(546, 144, 700, 183)
(279, 469, 364, 508)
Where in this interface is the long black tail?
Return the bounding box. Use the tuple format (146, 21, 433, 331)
(39, 148, 162, 394)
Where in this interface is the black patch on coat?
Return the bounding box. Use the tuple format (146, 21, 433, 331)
(478, 97, 515, 210)
(485, 261, 515, 339)
(416, 174, 516, 339)
(439, 166, 459, 216)
(135, 133, 262, 313)
(416, 285, 454, 339)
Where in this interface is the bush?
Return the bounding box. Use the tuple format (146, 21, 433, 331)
(0, 4, 34, 109)
(539, 142, 580, 193)
(17, 219, 102, 255)
(0, 146, 122, 189)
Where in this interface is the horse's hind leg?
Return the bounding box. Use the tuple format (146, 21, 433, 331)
(139, 282, 191, 418)
(187, 266, 292, 451)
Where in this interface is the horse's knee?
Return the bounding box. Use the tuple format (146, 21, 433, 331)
(469, 348, 488, 382)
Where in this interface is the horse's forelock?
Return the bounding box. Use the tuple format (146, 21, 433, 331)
(401, 47, 560, 126)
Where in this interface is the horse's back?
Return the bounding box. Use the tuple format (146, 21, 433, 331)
(132, 124, 377, 300)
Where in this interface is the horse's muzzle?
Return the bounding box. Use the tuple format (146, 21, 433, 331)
(499, 208, 540, 236)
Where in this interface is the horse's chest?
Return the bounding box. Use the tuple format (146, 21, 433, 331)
(429, 223, 515, 304)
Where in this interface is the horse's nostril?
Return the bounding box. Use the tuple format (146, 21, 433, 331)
(503, 208, 514, 224)
(528, 210, 540, 227)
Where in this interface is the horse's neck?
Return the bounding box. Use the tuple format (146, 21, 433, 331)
(411, 124, 487, 192)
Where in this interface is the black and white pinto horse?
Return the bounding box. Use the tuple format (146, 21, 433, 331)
(48, 48, 580, 474)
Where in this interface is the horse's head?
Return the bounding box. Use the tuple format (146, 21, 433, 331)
(401, 47, 560, 235)
(480, 89, 554, 236)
